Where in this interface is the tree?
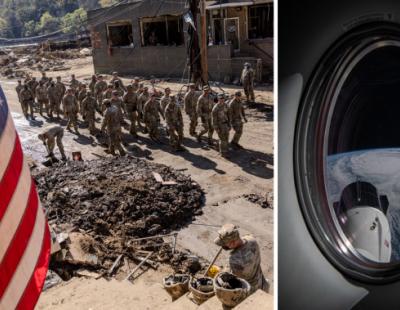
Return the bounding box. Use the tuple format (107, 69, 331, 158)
(61, 8, 87, 34)
(37, 11, 60, 34)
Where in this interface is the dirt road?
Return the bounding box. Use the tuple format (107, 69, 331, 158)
(1, 56, 274, 309)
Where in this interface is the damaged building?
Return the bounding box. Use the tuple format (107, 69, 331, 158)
(87, 0, 273, 82)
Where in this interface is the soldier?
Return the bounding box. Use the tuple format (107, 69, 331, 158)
(81, 91, 97, 133)
(47, 82, 59, 118)
(196, 86, 214, 145)
(110, 90, 125, 123)
(214, 223, 269, 294)
(160, 87, 171, 117)
(35, 81, 49, 116)
(20, 84, 35, 119)
(77, 83, 88, 114)
(137, 86, 150, 127)
(241, 62, 255, 102)
(55, 76, 66, 117)
(165, 95, 184, 151)
(89, 74, 97, 94)
(143, 93, 162, 142)
(123, 84, 139, 136)
(110, 71, 126, 91)
(184, 84, 198, 136)
(101, 85, 114, 112)
(212, 94, 230, 158)
(38, 125, 67, 161)
(228, 91, 247, 149)
(15, 80, 23, 103)
(40, 72, 49, 85)
(46, 77, 53, 88)
(101, 99, 126, 156)
(62, 88, 79, 134)
(27, 77, 38, 100)
(69, 74, 80, 95)
(95, 75, 108, 109)
(131, 77, 140, 92)
(113, 80, 125, 97)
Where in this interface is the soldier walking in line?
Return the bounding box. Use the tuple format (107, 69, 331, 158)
(184, 84, 198, 137)
(212, 93, 230, 158)
(101, 99, 126, 156)
(47, 82, 59, 119)
(81, 91, 97, 134)
(196, 86, 214, 145)
(143, 93, 163, 142)
(123, 85, 139, 137)
(36, 81, 49, 117)
(20, 84, 35, 119)
(228, 91, 247, 149)
(165, 95, 184, 151)
(62, 88, 79, 134)
(241, 62, 255, 103)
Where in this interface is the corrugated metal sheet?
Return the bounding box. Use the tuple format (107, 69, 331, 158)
(206, 0, 272, 10)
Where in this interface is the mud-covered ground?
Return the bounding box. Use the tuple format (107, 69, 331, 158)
(0, 54, 274, 308)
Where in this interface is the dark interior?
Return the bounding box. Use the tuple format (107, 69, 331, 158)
(328, 46, 400, 155)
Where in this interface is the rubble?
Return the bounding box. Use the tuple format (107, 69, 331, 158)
(243, 192, 273, 209)
(0, 46, 90, 78)
(32, 156, 205, 281)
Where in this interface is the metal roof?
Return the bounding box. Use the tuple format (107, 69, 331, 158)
(206, 0, 272, 10)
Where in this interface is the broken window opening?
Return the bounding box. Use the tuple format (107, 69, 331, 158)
(107, 22, 133, 47)
(248, 4, 273, 39)
(141, 16, 184, 47)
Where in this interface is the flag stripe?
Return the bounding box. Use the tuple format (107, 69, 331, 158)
(0, 205, 46, 310)
(0, 182, 38, 299)
(0, 158, 32, 262)
(0, 114, 17, 181)
(16, 223, 50, 310)
(0, 136, 23, 221)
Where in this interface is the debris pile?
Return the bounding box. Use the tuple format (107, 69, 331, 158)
(0, 46, 91, 78)
(33, 156, 205, 279)
(243, 192, 273, 209)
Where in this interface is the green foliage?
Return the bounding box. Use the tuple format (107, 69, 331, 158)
(61, 8, 87, 34)
(0, 0, 114, 38)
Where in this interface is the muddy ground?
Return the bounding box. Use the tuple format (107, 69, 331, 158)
(1, 55, 274, 308)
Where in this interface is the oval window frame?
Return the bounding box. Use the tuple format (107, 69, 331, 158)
(294, 22, 400, 283)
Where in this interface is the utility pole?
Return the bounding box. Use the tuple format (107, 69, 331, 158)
(188, 0, 202, 88)
(200, 0, 208, 84)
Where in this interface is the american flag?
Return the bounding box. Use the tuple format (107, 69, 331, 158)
(0, 86, 50, 309)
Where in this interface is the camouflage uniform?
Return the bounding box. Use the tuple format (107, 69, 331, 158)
(47, 84, 59, 118)
(20, 87, 35, 118)
(165, 98, 184, 150)
(228, 97, 246, 146)
(110, 76, 126, 91)
(101, 88, 113, 112)
(69, 77, 80, 92)
(35, 83, 49, 116)
(123, 89, 138, 135)
(101, 104, 125, 156)
(81, 94, 97, 133)
(62, 93, 79, 132)
(95, 80, 108, 108)
(214, 224, 269, 295)
(78, 88, 88, 114)
(160, 94, 170, 117)
(196, 92, 214, 143)
(39, 125, 66, 159)
(143, 97, 162, 140)
(40, 75, 49, 85)
(184, 89, 198, 136)
(89, 76, 97, 94)
(15, 82, 23, 103)
(137, 90, 150, 124)
(131, 81, 139, 92)
(211, 100, 230, 156)
(113, 82, 125, 97)
(110, 96, 125, 123)
(241, 65, 255, 102)
(27, 78, 38, 100)
(229, 235, 269, 294)
(55, 80, 66, 115)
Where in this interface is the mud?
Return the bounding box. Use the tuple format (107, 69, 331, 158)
(33, 156, 205, 276)
(243, 192, 273, 209)
(216, 273, 244, 289)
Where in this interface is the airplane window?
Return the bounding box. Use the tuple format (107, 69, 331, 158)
(325, 45, 400, 263)
(295, 23, 400, 281)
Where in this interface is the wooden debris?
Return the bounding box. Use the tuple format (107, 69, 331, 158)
(108, 254, 123, 276)
(125, 252, 153, 282)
